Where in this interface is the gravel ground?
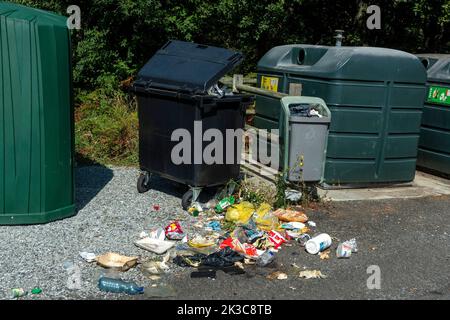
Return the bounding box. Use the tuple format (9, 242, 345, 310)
(1, 166, 449, 300)
(0, 166, 201, 300)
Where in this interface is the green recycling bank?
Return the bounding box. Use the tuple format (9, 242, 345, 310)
(255, 45, 427, 185)
(0, 3, 75, 224)
(417, 56, 450, 176)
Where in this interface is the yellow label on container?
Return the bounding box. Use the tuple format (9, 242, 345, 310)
(261, 76, 279, 92)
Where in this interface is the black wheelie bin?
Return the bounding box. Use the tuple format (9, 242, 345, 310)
(132, 40, 254, 209)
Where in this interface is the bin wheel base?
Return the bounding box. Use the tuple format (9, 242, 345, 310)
(181, 190, 194, 210)
(137, 173, 151, 194)
(182, 187, 202, 210)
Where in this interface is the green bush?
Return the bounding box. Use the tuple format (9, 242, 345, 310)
(75, 89, 138, 166)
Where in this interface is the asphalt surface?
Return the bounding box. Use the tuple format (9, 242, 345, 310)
(0, 166, 449, 300)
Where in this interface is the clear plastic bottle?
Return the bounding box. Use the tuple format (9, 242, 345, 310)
(98, 277, 144, 295)
(256, 250, 275, 267)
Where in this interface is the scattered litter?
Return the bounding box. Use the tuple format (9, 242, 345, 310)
(267, 271, 288, 280)
(336, 238, 358, 258)
(165, 221, 185, 240)
(253, 203, 279, 230)
(135, 237, 175, 255)
(305, 233, 332, 255)
(148, 275, 161, 281)
(268, 230, 286, 250)
(202, 247, 245, 268)
(319, 250, 330, 260)
(98, 277, 144, 295)
(215, 196, 235, 213)
(139, 231, 149, 239)
(204, 199, 218, 210)
(173, 254, 206, 268)
(336, 243, 352, 259)
(281, 222, 306, 230)
(220, 237, 260, 257)
(256, 250, 275, 267)
(31, 287, 42, 295)
(149, 227, 166, 241)
(225, 201, 255, 224)
(299, 270, 327, 279)
(142, 254, 171, 275)
(308, 221, 317, 228)
(188, 202, 203, 217)
(206, 221, 221, 232)
(153, 205, 160, 211)
(96, 253, 138, 271)
(11, 288, 27, 298)
(188, 235, 216, 248)
(273, 208, 308, 223)
(285, 189, 302, 202)
(345, 238, 358, 253)
(286, 229, 309, 240)
(79, 251, 97, 263)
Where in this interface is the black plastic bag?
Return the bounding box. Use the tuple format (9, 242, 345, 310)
(201, 247, 244, 268)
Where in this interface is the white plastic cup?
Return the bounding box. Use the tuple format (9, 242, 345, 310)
(305, 233, 332, 255)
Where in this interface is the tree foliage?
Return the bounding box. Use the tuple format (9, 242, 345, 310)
(12, 0, 450, 90)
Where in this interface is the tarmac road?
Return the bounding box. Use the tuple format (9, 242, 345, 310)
(169, 195, 450, 300)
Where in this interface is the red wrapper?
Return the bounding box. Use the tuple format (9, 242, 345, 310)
(165, 221, 183, 236)
(268, 230, 286, 249)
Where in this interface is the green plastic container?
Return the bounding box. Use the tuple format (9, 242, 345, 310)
(256, 45, 427, 185)
(0, 3, 75, 225)
(416, 55, 450, 176)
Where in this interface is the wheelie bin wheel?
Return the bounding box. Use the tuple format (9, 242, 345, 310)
(137, 173, 151, 194)
(181, 190, 194, 210)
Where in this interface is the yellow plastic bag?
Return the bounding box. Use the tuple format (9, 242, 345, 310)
(254, 203, 279, 230)
(225, 201, 255, 224)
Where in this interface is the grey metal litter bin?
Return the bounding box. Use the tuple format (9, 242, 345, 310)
(280, 97, 331, 182)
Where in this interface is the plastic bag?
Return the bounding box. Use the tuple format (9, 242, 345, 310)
(201, 247, 244, 268)
(253, 203, 279, 230)
(225, 201, 255, 224)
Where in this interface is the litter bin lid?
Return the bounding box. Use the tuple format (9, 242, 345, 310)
(136, 40, 243, 94)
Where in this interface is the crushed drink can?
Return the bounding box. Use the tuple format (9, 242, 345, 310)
(336, 242, 353, 258)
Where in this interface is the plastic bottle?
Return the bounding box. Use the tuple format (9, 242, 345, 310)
(305, 233, 332, 255)
(215, 196, 235, 213)
(98, 277, 144, 295)
(256, 250, 275, 267)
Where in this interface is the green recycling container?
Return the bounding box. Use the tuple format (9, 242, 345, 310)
(0, 3, 75, 225)
(416, 55, 450, 176)
(255, 45, 427, 185)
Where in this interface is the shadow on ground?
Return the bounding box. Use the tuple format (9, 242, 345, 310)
(75, 153, 115, 211)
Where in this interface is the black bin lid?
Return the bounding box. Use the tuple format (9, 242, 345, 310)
(135, 40, 243, 94)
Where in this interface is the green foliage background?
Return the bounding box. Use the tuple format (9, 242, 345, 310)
(8, 0, 450, 165)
